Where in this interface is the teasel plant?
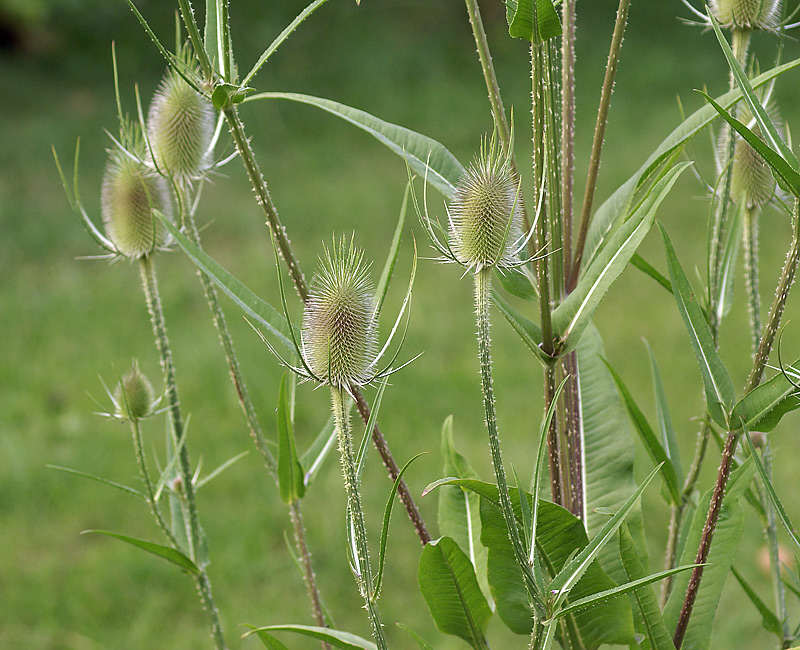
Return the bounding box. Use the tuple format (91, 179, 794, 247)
(244, 234, 418, 650)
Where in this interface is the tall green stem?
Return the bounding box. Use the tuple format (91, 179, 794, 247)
(330, 387, 387, 650)
(743, 206, 763, 356)
(561, 0, 576, 272)
(138, 255, 227, 650)
(222, 105, 430, 545)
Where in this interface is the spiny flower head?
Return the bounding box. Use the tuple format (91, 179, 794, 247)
(101, 145, 173, 259)
(302, 238, 378, 389)
(147, 59, 214, 183)
(113, 360, 155, 421)
(447, 136, 523, 271)
(710, 0, 782, 30)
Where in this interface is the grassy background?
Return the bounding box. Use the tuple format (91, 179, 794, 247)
(3, 0, 800, 648)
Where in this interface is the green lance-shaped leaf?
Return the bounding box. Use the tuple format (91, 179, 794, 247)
(601, 358, 682, 506)
(418, 536, 493, 650)
(618, 523, 676, 650)
(301, 415, 336, 486)
(47, 465, 145, 500)
(645, 341, 684, 485)
(708, 10, 798, 170)
(446, 478, 634, 645)
(437, 416, 490, 603)
(277, 373, 305, 504)
(81, 530, 200, 575)
(584, 57, 800, 272)
(507, 0, 562, 43)
(631, 253, 673, 293)
(155, 212, 295, 355)
(579, 325, 650, 586)
(490, 288, 548, 364)
(395, 623, 434, 650)
(375, 183, 409, 317)
(660, 223, 736, 427)
(731, 360, 800, 432)
(245, 92, 464, 198)
(714, 198, 744, 322)
(731, 566, 784, 638)
(495, 266, 537, 301)
(553, 163, 690, 354)
(244, 625, 377, 650)
(744, 428, 800, 553)
(663, 459, 755, 650)
(700, 92, 800, 197)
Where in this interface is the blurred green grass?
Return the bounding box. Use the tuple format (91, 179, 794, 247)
(3, 0, 800, 648)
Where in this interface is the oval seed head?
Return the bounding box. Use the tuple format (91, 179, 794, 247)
(147, 67, 214, 183)
(114, 361, 155, 421)
(730, 130, 776, 208)
(101, 149, 173, 259)
(302, 239, 377, 389)
(448, 139, 522, 271)
(710, 0, 781, 30)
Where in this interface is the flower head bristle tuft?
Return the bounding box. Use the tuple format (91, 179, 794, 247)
(147, 57, 214, 184)
(101, 147, 173, 259)
(447, 135, 522, 271)
(114, 360, 155, 421)
(302, 237, 378, 389)
(710, 0, 782, 30)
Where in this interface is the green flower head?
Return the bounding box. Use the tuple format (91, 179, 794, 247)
(710, 0, 782, 30)
(113, 360, 155, 421)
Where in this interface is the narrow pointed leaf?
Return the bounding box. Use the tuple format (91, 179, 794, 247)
(355, 379, 387, 480)
(700, 92, 800, 197)
(708, 10, 798, 169)
(155, 213, 294, 354)
(242, 0, 331, 86)
(660, 224, 735, 427)
(664, 459, 755, 650)
(585, 57, 800, 271)
(731, 360, 800, 432)
(277, 373, 305, 504)
(374, 453, 425, 597)
(245, 92, 464, 198)
(553, 163, 690, 353)
(301, 415, 337, 487)
(715, 198, 744, 321)
(619, 523, 675, 650)
(244, 625, 377, 650)
(47, 465, 144, 499)
(645, 341, 684, 485)
(631, 253, 673, 293)
(732, 566, 783, 637)
(418, 536, 492, 650)
(495, 266, 537, 301)
(81, 530, 200, 575)
(374, 184, 409, 317)
(490, 288, 548, 364)
(195, 451, 248, 489)
(601, 360, 681, 505)
(744, 428, 800, 552)
(395, 623, 434, 650)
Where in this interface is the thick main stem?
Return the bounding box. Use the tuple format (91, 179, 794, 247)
(561, 0, 576, 273)
(675, 203, 800, 647)
(330, 387, 387, 650)
(138, 255, 227, 650)
(223, 105, 430, 545)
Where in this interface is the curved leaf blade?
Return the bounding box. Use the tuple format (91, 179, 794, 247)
(81, 530, 200, 575)
(244, 625, 377, 650)
(277, 373, 305, 504)
(731, 361, 800, 432)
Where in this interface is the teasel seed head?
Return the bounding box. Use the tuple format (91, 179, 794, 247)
(710, 0, 782, 30)
(447, 137, 522, 271)
(114, 360, 155, 421)
(302, 238, 378, 389)
(730, 130, 776, 208)
(101, 148, 173, 259)
(147, 65, 214, 183)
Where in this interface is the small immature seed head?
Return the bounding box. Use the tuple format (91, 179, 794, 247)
(730, 131, 776, 208)
(302, 238, 377, 389)
(448, 138, 522, 271)
(101, 149, 173, 259)
(147, 66, 214, 183)
(114, 361, 155, 421)
(710, 0, 782, 30)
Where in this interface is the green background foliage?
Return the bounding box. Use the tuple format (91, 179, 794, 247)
(3, 0, 800, 648)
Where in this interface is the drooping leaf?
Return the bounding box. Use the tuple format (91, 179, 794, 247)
(601, 359, 682, 506)
(631, 253, 673, 293)
(731, 360, 800, 432)
(437, 416, 490, 603)
(277, 373, 305, 504)
(584, 57, 800, 271)
(553, 163, 690, 353)
(244, 625, 377, 650)
(81, 530, 200, 575)
(618, 523, 676, 650)
(645, 341, 684, 485)
(245, 92, 464, 198)
(249, 629, 290, 650)
(660, 224, 735, 427)
(490, 288, 548, 364)
(663, 459, 755, 650)
(418, 536, 493, 650)
(731, 566, 784, 637)
(155, 213, 295, 354)
(47, 465, 145, 499)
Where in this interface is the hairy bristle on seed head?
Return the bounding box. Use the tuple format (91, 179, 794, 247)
(302, 238, 377, 389)
(710, 0, 782, 30)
